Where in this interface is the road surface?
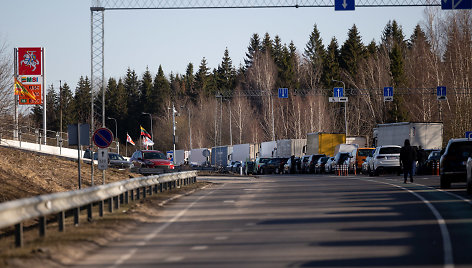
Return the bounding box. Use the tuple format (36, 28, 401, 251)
(73, 174, 472, 268)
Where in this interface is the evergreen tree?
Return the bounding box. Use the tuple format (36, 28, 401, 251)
(261, 32, 273, 54)
(140, 67, 154, 113)
(195, 57, 211, 97)
(73, 76, 91, 124)
(244, 33, 262, 70)
(58, 82, 74, 132)
(216, 48, 236, 97)
(304, 24, 325, 73)
(46, 84, 59, 131)
(154, 65, 171, 112)
(123, 68, 141, 137)
(340, 25, 366, 83)
(184, 63, 197, 102)
(321, 37, 341, 89)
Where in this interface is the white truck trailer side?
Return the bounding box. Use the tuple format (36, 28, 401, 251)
(373, 122, 443, 149)
(260, 141, 277, 158)
(276, 139, 307, 158)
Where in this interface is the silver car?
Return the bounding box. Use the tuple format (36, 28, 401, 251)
(369, 145, 401, 176)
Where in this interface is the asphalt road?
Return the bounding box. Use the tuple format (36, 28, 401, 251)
(73, 173, 472, 268)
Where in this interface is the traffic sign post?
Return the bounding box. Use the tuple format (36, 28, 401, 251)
(437, 86, 447, 101)
(333, 87, 344, 98)
(278, 88, 288, 98)
(335, 0, 355, 10)
(93, 128, 114, 148)
(97, 148, 109, 170)
(383, 87, 393, 102)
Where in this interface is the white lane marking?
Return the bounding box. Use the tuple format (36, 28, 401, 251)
(245, 222, 256, 226)
(214, 236, 228, 240)
(414, 184, 472, 205)
(223, 200, 235, 203)
(191, 245, 208, 251)
(107, 186, 215, 268)
(164, 256, 184, 262)
(362, 179, 454, 268)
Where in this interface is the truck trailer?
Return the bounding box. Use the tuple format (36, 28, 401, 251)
(232, 143, 259, 162)
(306, 133, 346, 157)
(260, 141, 277, 158)
(373, 122, 443, 149)
(275, 139, 307, 158)
(211, 146, 233, 167)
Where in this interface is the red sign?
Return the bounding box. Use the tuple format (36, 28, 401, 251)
(19, 84, 42, 105)
(18, 47, 42, 75)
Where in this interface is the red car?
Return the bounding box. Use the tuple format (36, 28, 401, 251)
(130, 150, 174, 173)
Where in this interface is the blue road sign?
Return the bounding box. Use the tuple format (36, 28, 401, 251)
(334, 87, 344, 98)
(442, 0, 471, 10)
(335, 0, 355, 10)
(93, 128, 114, 148)
(383, 87, 393, 97)
(437, 86, 447, 97)
(466, 131, 472, 139)
(278, 88, 288, 98)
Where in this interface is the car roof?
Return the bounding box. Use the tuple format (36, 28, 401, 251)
(448, 138, 472, 143)
(377, 145, 401, 148)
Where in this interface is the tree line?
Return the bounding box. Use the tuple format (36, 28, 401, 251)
(27, 9, 472, 154)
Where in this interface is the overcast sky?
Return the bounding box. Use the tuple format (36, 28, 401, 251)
(1, 1, 437, 94)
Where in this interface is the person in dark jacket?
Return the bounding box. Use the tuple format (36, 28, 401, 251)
(400, 139, 417, 183)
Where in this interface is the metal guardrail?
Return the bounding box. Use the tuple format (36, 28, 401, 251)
(0, 171, 198, 247)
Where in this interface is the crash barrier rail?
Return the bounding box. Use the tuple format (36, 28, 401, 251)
(335, 164, 349, 176)
(0, 170, 198, 248)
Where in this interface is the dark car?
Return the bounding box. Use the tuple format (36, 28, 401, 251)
(306, 154, 326, 173)
(130, 150, 175, 173)
(261, 158, 288, 174)
(83, 150, 131, 169)
(245, 161, 255, 175)
(255, 157, 271, 174)
(440, 138, 472, 189)
(420, 150, 441, 175)
(314, 156, 329, 174)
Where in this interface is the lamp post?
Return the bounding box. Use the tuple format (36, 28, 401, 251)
(332, 79, 348, 137)
(141, 112, 153, 149)
(181, 105, 192, 150)
(168, 104, 177, 165)
(107, 117, 119, 154)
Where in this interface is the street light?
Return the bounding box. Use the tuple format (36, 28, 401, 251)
(167, 104, 177, 165)
(181, 105, 192, 150)
(332, 79, 348, 137)
(141, 112, 153, 149)
(107, 117, 119, 154)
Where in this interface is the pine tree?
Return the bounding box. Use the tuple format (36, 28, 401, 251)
(244, 33, 262, 70)
(58, 82, 74, 132)
(195, 57, 211, 97)
(321, 37, 341, 89)
(140, 68, 154, 113)
(153, 65, 171, 113)
(216, 48, 236, 97)
(340, 25, 366, 83)
(184, 63, 197, 102)
(261, 32, 273, 54)
(73, 76, 91, 124)
(46, 84, 59, 131)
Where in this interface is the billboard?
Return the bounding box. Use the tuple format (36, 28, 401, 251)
(16, 48, 43, 105)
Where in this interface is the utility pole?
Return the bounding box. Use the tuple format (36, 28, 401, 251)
(332, 79, 348, 137)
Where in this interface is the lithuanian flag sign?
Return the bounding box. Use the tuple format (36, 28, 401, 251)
(14, 77, 36, 100)
(140, 126, 152, 139)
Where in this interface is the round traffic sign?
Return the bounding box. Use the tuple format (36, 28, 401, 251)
(93, 128, 114, 148)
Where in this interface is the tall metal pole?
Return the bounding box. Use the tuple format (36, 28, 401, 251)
(271, 94, 275, 141)
(59, 80, 62, 137)
(333, 79, 348, 137)
(107, 117, 118, 154)
(188, 108, 192, 150)
(42, 48, 46, 145)
(13, 48, 18, 140)
(90, 9, 95, 187)
(229, 101, 232, 146)
(172, 103, 176, 165)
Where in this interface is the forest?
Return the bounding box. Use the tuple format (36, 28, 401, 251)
(16, 9, 472, 153)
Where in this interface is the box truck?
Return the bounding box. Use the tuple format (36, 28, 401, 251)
(260, 141, 277, 158)
(232, 143, 259, 162)
(189, 148, 210, 166)
(346, 136, 368, 148)
(306, 133, 346, 157)
(373, 122, 443, 149)
(275, 139, 307, 158)
(211, 146, 233, 167)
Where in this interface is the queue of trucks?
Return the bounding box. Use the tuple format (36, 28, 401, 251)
(168, 122, 444, 170)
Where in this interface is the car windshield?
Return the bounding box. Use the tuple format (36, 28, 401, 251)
(109, 154, 125, 161)
(358, 149, 374, 157)
(379, 147, 400, 154)
(339, 153, 350, 162)
(448, 141, 472, 158)
(319, 157, 329, 163)
(143, 151, 166, 160)
(428, 151, 440, 160)
(260, 158, 271, 163)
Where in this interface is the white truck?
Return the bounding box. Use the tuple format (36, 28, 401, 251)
(346, 136, 368, 148)
(232, 143, 259, 162)
(173, 150, 187, 166)
(275, 139, 306, 158)
(189, 148, 210, 166)
(373, 122, 443, 149)
(260, 141, 277, 158)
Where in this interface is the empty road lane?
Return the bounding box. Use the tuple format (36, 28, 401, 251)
(73, 174, 472, 268)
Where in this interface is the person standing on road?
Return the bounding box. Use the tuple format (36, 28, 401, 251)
(400, 139, 416, 183)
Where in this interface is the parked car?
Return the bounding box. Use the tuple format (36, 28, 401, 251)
(261, 158, 288, 174)
(306, 154, 326, 173)
(467, 157, 472, 194)
(283, 157, 299, 174)
(245, 161, 256, 175)
(355, 148, 375, 173)
(130, 150, 174, 172)
(369, 145, 401, 176)
(300, 155, 311, 173)
(254, 157, 271, 174)
(83, 150, 131, 169)
(440, 138, 472, 189)
(419, 150, 441, 175)
(325, 157, 335, 173)
(314, 156, 329, 174)
(227, 161, 242, 172)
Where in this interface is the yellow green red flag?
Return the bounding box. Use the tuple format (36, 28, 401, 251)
(14, 77, 36, 100)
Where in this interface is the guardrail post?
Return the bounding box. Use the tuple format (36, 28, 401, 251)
(39, 216, 47, 237)
(15, 223, 23, 248)
(148, 186, 152, 196)
(87, 204, 93, 222)
(58, 211, 65, 232)
(159, 183, 163, 192)
(114, 196, 120, 210)
(74, 208, 79, 226)
(153, 185, 158, 194)
(142, 187, 147, 199)
(130, 189, 135, 201)
(108, 198, 113, 213)
(125, 191, 129, 204)
(136, 188, 140, 200)
(120, 193, 124, 204)
(99, 200, 104, 217)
